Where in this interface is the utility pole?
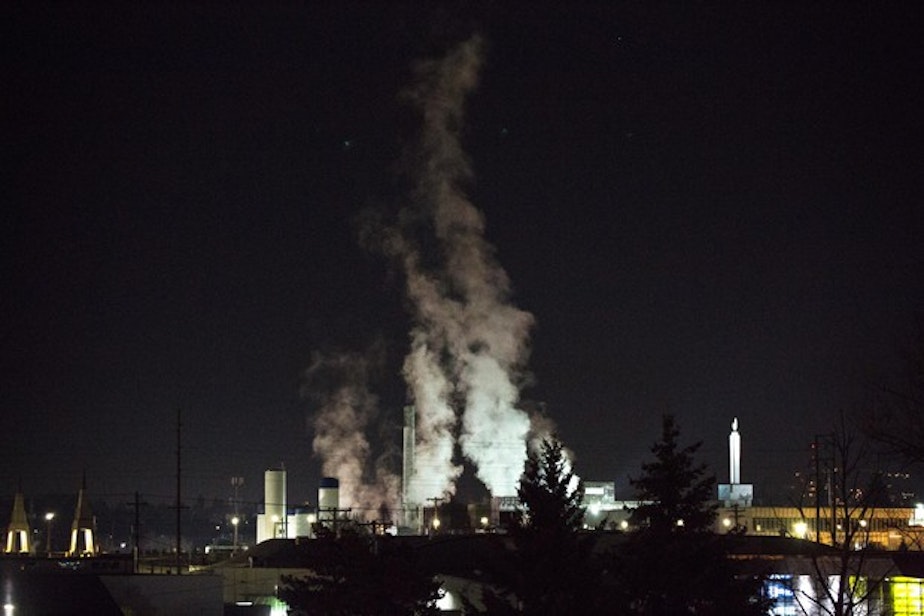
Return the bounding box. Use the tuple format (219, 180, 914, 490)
(318, 507, 352, 536)
(357, 519, 391, 535)
(814, 436, 821, 544)
(126, 492, 148, 573)
(813, 433, 834, 545)
(231, 476, 244, 518)
(731, 503, 742, 533)
(357, 519, 391, 555)
(174, 408, 186, 574)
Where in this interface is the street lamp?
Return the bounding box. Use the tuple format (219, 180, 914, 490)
(44, 512, 55, 555)
(231, 516, 240, 552)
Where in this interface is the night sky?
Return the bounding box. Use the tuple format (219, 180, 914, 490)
(3, 3, 922, 510)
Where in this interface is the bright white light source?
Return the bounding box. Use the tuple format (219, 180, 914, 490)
(911, 504, 924, 526)
(794, 521, 808, 538)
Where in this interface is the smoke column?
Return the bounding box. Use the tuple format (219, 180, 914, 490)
(393, 35, 547, 499)
(304, 349, 400, 520)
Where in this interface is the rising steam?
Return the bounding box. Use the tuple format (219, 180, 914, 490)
(309, 35, 560, 517)
(391, 35, 549, 498)
(304, 348, 399, 520)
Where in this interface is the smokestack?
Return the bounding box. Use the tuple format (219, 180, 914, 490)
(402, 406, 415, 505)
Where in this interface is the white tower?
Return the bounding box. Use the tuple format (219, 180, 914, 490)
(729, 417, 741, 484)
(718, 417, 752, 509)
(257, 468, 287, 543)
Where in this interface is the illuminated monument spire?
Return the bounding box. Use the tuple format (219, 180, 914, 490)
(67, 474, 97, 556)
(729, 417, 741, 484)
(5, 482, 31, 554)
(718, 417, 753, 507)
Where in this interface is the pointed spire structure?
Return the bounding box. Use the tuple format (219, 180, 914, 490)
(68, 473, 97, 556)
(718, 417, 753, 508)
(5, 481, 31, 554)
(729, 417, 741, 485)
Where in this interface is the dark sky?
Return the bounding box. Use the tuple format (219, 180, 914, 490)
(3, 3, 922, 510)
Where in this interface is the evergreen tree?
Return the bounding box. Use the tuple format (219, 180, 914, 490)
(617, 415, 771, 615)
(516, 436, 586, 536)
(501, 436, 601, 614)
(629, 414, 717, 533)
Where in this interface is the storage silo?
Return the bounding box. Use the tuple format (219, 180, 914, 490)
(318, 477, 339, 529)
(264, 468, 287, 538)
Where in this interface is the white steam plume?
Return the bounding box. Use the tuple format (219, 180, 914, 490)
(403, 329, 461, 502)
(393, 35, 552, 498)
(304, 349, 400, 520)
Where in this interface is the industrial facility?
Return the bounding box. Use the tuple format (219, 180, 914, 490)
(6, 417, 924, 615)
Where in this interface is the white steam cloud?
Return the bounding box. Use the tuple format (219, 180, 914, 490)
(304, 349, 400, 520)
(391, 35, 551, 499)
(309, 35, 562, 517)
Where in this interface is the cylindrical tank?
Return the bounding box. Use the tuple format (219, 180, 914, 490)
(265, 469, 286, 537)
(318, 477, 339, 525)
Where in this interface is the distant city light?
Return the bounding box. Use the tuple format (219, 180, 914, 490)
(794, 521, 808, 538)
